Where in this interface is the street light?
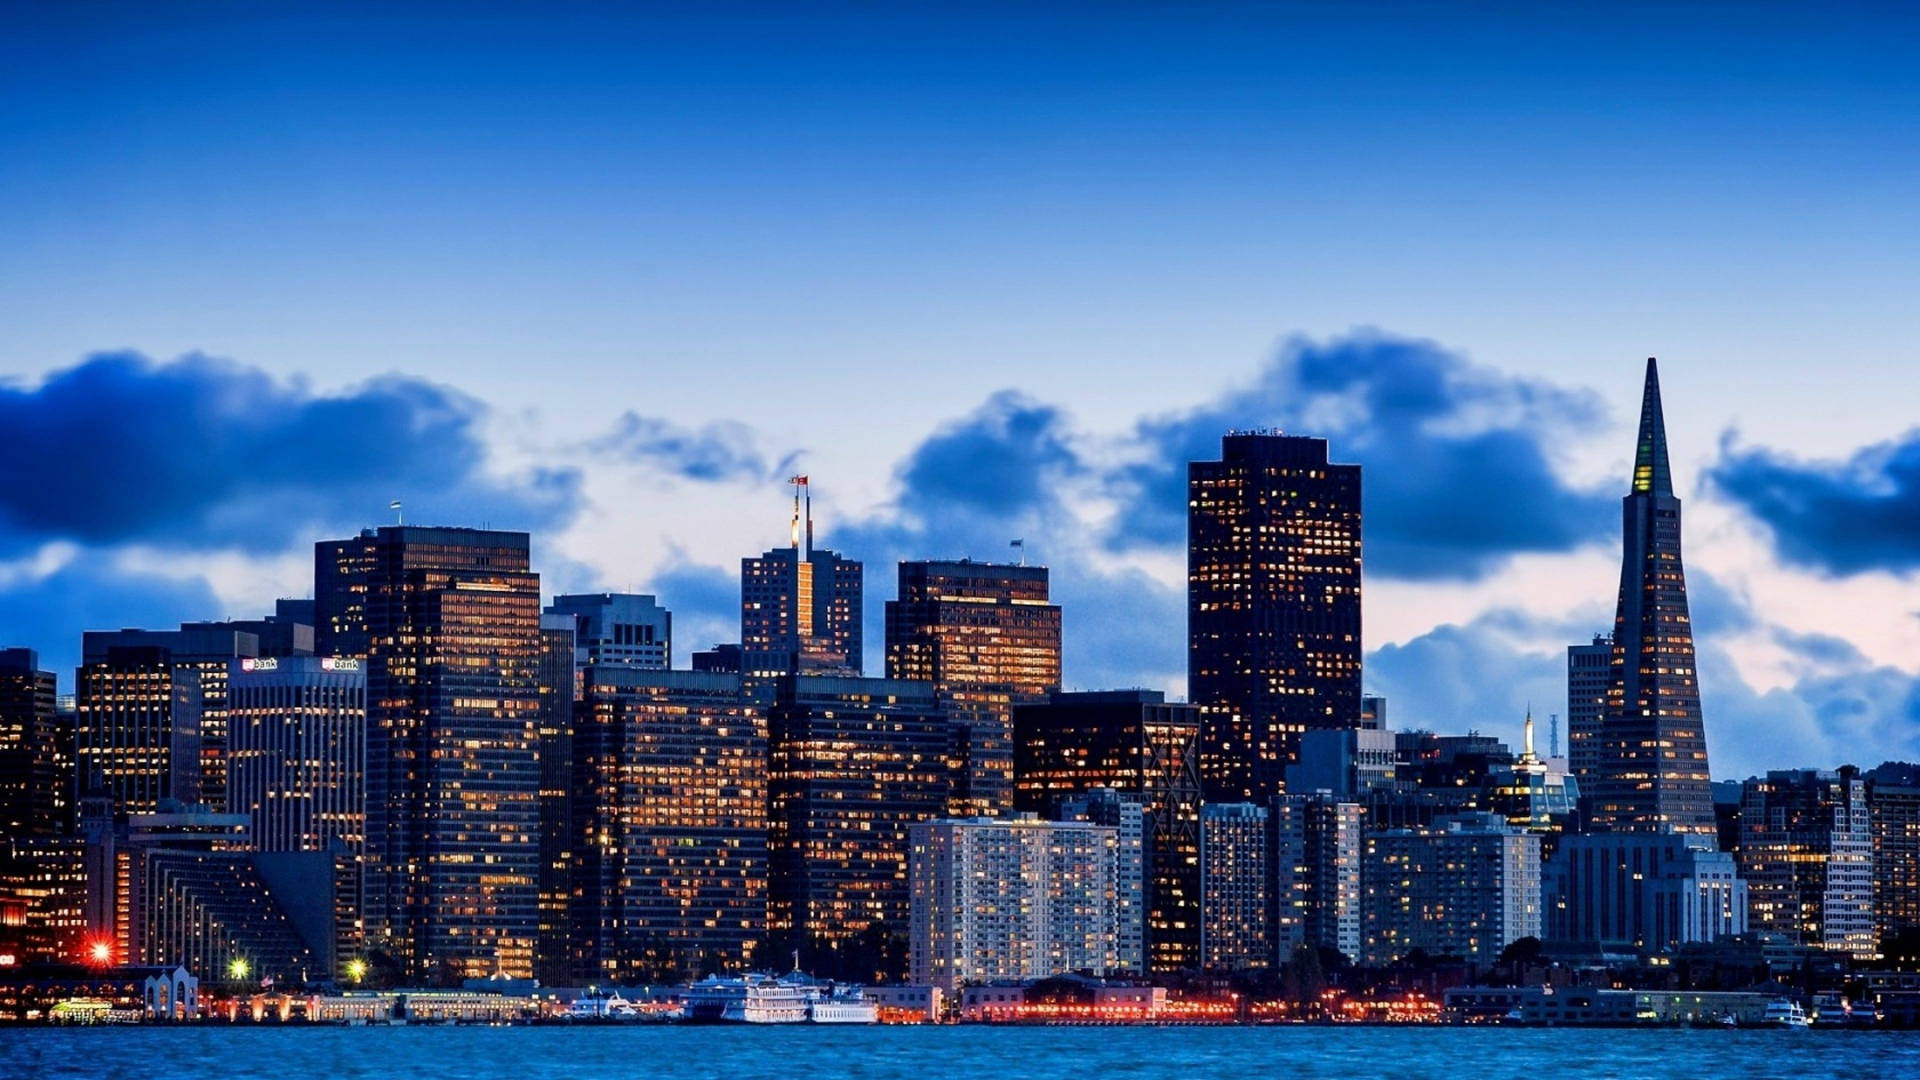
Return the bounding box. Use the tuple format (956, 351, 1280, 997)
(87, 939, 112, 966)
(346, 958, 368, 984)
(228, 956, 250, 981)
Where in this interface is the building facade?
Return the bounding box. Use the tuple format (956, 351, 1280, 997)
(1589, 360, 1716, 837)
(319, 525, 544, 982)
(545, 593, 671, 669)
(1199, 803, 1270, 970)
(0, 649, 66, 838)
(1270, 793, 1364, 962)
(1565, 633, 1612, 784)
(1362, 812, 1541, 966)
(1188, 432, 1362, 804)
(1056, 788, 1147, 975)
(1738, 768, 1874, 958)
(742, 481, 862, 679)
(1868, 763, 1920, 945)
(74, 646, 203, 813)
(226, 656, 366, 854)
(570, 669, 768, 982)
(1546, 833, 1747, 952)
(908, 816, 1130, 992)
(885, 559, 1062, 817)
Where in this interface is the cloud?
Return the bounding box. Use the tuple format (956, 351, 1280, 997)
(0, 351, 580, 554)
(1709, 428, 1920, 575)
(1109, 332, 1615, 580)
(1365, 608, 1581, 741)
(648, 556, 740, 665)
(0, 550, 224, 681)
(587, 412, 796, 483)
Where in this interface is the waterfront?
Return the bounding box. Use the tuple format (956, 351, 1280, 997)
(3, 1025, 1918, 1080)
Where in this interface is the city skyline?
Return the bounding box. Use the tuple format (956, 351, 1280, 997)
(3, 5, 1919, 785)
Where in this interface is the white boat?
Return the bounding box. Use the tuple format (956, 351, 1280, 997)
(681, 971, 878, 1024)
(1762, 999, 1810, 1028)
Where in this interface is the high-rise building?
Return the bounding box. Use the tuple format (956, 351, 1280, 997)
(0, 835, 87, 964)
(1738, 768, 1874, 958)
(1565, 633, 1611, 783)
(1867, 762, 1920, 945)
(1189, 432, 1362, 803)
(766, 676, 949, 954)
(226, 656, 366, 854)
(885, 559, 1062, 817)
(1589, 360, 1715, 838)
(1199, 803, 1270, 971)
(545, 593, 671, 670)
(742, 479, 863, 679)
(1286, 727, 1399, 800)
(534, 612, 578, 988)
(1270, 793, 1364, 962)
(0, 649, 67, 838)
(74, 646, 204, 813)
(1056, 788, 1147, 974)
(79, 627, 265, 813)
(314, 532, 381, 658)
(322, 525, 543, 982)
(571, 669, 767, 983)
(1013, 689, 1203, 973)
(1546, 833, 1746, 952)
(1362, 812, 1541, 966)
(908, 815, 1132, 992)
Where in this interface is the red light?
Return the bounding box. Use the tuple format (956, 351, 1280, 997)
(87, 940, 112, 965)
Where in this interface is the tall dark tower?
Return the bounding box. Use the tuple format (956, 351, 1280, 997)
(1590, 359, 1716, 839)
(741, 478, 863, 679)
(1188, 433, 1362, 803)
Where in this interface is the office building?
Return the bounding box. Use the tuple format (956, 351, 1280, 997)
(319, 525, 543, 982)
(1056, 788, 1147, 974)
(1270, 793, 1364, 962)
(226, 656, 366, 854)
(1547, 833, 1747, 952)
(1199, 803, 1270, 970)
(0, 649, 67, 838)
(885, 559, 1062, 817)
(908, 815, 1132, 992)
(1589, 360, 1716, 837)
(534, 612, 578, 987)
(1189, 431, 1362, 803)
(742, 479, 863, 679)
(1013, 690, 1202, 973)
(1566, 634, 1611, 783)
(79, 626, 263, 813)
(766, 676, 949, 950)
(1868, 762, 1920, 944)
(0, 836, 87, 964)
(1739, 768, 1874, 957)
(545, 593, 671, 669)
(1362, 812, 1542, 966)
(1286, 727, 1398, 800)
(571, 669, 767, 982)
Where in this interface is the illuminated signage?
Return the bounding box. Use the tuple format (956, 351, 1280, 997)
(240, 658, 279, 672)
(320, 657, 361, 672)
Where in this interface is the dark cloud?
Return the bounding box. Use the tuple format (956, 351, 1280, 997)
(1110, 332, 1615, 580)
(895, 391, 1082, 521)
(0, 556, 223, 684)
(589, 412, 795, 483)
(1365, 608, 1584, 742)
(1709, 429, 1920, 575)
(0, 352, 580, 554)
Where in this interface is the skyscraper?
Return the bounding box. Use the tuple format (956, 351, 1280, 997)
(885, 559, 1062, 816)
(74, 645, 204, 813)
(1867, 762, 1920, 945)
(1361, 812, 1541, 966)
(0, 649, 65, 838)
(1589, 359, 1716, 838)
(571, 669, 767, 983)
(1189, 432, 1362, 803)
(226, 656, 366, 854)
(742, 478, 863, 679)
(766, 675, 950, 956)
(1565, 633, 1611, 783)
(534, 612, 578, 987)
(1270, 793, 1364, 962)
(1013, 689, 1203, 973)
(323, 525, 543, 982)
(1739, 768, 1874, 958)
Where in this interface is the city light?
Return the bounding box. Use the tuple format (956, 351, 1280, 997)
(346, 958, 368, 983)
(228, 957, 250, 981)
(86, 939, 112, 966)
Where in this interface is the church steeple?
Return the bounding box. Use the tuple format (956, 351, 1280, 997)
(1631, 357, 1674, 497)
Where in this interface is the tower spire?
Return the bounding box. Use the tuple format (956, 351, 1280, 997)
(1631, 357, 1674, 496)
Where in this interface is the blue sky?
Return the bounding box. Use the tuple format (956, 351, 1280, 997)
(3, 3, 1918, 776)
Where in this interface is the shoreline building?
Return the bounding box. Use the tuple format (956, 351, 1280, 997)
(908, 815, 1133, 992)
(1546, 833, 1747, 952)
(1362, 812, 1541, 966)
(1738, 768, 1874, 958)
(1188, 431, 1362, 804)
(742, 478, 863, 680)
(571, 669, 767, 983)
(1199, 803, 1270, 971)
(1589, 360, 1715, 838)
(1867, 762, 1920, 945)
(1270, 792, 1364, 963)
(885, 559, 1062, 817)
(316, 526, 543, 982)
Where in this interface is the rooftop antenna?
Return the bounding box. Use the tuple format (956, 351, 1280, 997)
(1549, 713, 1560, 758)
(389, 499, 403, 526)
(788, 475, 810, 558)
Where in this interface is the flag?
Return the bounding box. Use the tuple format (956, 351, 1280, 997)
(389, 500, 402, 510)
(789, 475, 809, 486)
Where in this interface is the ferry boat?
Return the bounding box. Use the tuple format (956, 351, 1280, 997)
(1761, 999, 1811, 1028)
(681, 970, 878, 1024)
